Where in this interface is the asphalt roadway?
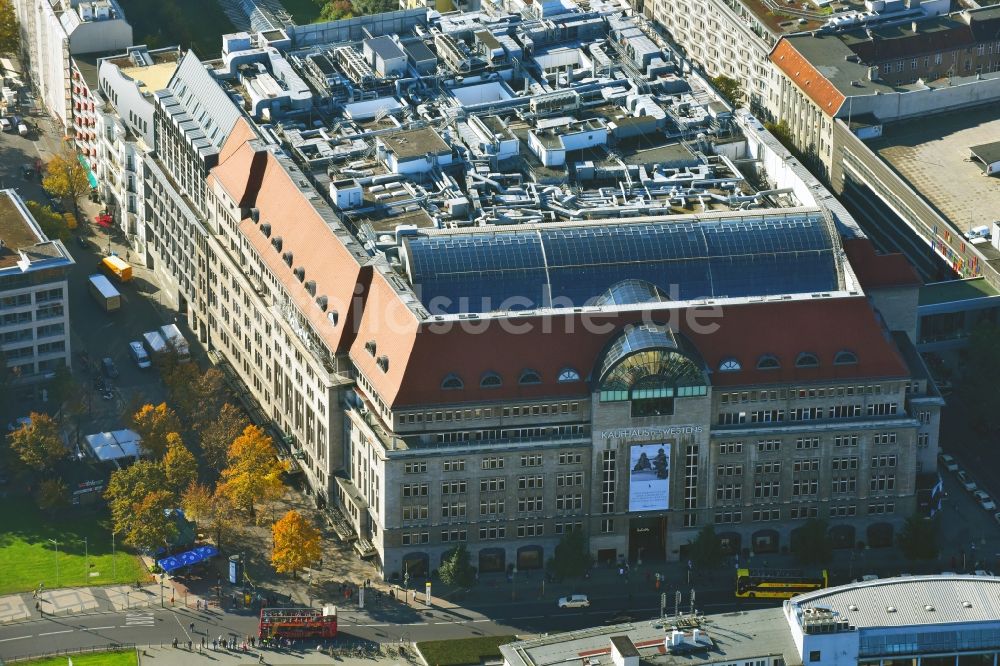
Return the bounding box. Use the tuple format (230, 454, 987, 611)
(0, 590, 775, 660)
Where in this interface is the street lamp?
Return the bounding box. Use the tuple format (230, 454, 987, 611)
(47, 539, 60, 587)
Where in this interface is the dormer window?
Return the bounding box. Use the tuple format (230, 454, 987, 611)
(315, 294, 327, 310)
(757, 354, 780, 370)
(795, 352, 820, 368)
(260, 223, 271, 237)
(519, 369, 541, 385)
(293, 266, 305, 282)
(480, 372, 502, 388)
(376, 355, 389, 372)
(557, 368, 581, 383)
(271, 236, 281, 250)
(719, 358, 741, 372)
(282, 251, 293, 266)
(441, 374, 464, 390)
(834, 350, 858, 365)
(328, 310, 339, 326)
(365, 340, 376, 356)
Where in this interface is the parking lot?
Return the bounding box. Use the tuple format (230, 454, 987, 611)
(0, 112, 174, 438)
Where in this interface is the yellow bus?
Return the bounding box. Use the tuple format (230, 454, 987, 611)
(735, 568, 828, 599)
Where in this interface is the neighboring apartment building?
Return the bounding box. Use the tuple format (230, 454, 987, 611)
(12, 0, 132, 166)
(768, 6, 1000, 177)
(0, 189, 74, 386)
(94, 45, 182, 265)
(502, 576, 1000, 666)
(645, 0, 953, 114)
(146, 50, 242, 339)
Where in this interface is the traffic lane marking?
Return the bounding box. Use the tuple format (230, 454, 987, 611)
(88, 626, 117, 630)
(0, 636, 31, 642)
(38, 629, 74, 636)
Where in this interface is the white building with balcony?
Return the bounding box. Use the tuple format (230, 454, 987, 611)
(95, 45, 182, 263)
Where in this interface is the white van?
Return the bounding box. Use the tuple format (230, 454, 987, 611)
(129, 340, 151, 369)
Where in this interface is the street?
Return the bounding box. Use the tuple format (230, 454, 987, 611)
(0, 590, 776, 660)
(0, 112, 172, 437)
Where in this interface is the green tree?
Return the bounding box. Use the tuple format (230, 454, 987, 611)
(688, 525, 725, 569)
(104, 459, 171, 542)
(198, 402, 249, 472)
(127, 489, 178, 553)
(898, 515, 939, 560)
(319, 0, 354, 19)
(26, 201, 73, 242)
(0, 0, 18, 54)
(791, 519, 833, 565)
(350, 0, 397, 14)
(548, 527, 593, 579)
(41, 150, 91, 221)
(36, 478, 69, 516)
(163, 433, 197, 495)
(8, 412, 65, 472)
(710, 75, 743, 107)
(960, 322, 1000, 434)
(438, 544, 475, 588)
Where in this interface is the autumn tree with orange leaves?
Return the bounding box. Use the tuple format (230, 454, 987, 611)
(217, 425, 286, 519)
(271, 510, 322, 577)
(132, 402, 182, 458)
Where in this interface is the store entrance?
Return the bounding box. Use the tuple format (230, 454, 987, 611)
(628, 516, 666, 563)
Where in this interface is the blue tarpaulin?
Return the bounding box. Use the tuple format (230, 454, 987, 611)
(157, 545, 219, 573)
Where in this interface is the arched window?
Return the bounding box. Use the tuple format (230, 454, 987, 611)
(757, 354, 780, 370)
(795, 352, 820, 368)
(480, 372, 502, 388)
(719, 358, 741, 372)
(441, 374, 464, 390)
(834, 350, 858, 365)
(557, 368, 581, 383)
(519, 369, 541, 385)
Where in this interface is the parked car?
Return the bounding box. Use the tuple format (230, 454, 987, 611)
(973, 570, 995, 576)
(129, 341, 151, 369)
(939, 453, 958, 472)
(957, 470, 977, 492)
(974, 490, 995, 510)
(0, 118, 10, 132)
(558, 594, 590, 608)
(101, 356, 119, 378)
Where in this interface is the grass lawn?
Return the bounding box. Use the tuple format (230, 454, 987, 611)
(417, 636, 517, 666)
(0, 497, 150, 595)
(115, 0, 236, 58)
(283, 0, 324, 24)
(18, 650, 137, 665)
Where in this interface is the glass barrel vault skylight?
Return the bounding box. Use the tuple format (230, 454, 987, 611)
(403, 212, 841, 314)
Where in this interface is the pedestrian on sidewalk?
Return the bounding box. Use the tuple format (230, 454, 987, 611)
(190, 621, 195, 633)
(187, 640, 192, 651)
(212, 638, 217, 650)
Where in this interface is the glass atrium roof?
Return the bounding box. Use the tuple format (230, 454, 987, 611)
(404, 213, 841, 314)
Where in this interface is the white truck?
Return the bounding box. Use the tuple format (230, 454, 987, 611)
(159, 323, 190, 361)
(143, 330, 168, 357)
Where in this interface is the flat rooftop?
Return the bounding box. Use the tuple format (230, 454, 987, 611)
(502, 607, 800, 666)
(871, 105, 1000, 234)
(119, 61, 179, 94)
(919, 277, 1000, 306)
(380, 128, 450, 160)
(0, 190, 43, 270)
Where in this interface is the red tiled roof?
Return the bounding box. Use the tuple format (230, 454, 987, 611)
(770, 39, 846, 117)
(354, 295, 910, 408)
(210, 130, 369, 355)
(843, 238, 921, 289)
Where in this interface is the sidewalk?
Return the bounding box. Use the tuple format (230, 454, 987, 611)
(137, 644, 377, 665)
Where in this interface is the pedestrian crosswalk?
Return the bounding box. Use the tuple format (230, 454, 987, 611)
(124, 612, 154, 626)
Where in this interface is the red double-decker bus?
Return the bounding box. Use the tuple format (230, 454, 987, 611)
(259, 606, 337, 639)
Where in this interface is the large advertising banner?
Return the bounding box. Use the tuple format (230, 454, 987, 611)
(628, 443, 671, 512)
